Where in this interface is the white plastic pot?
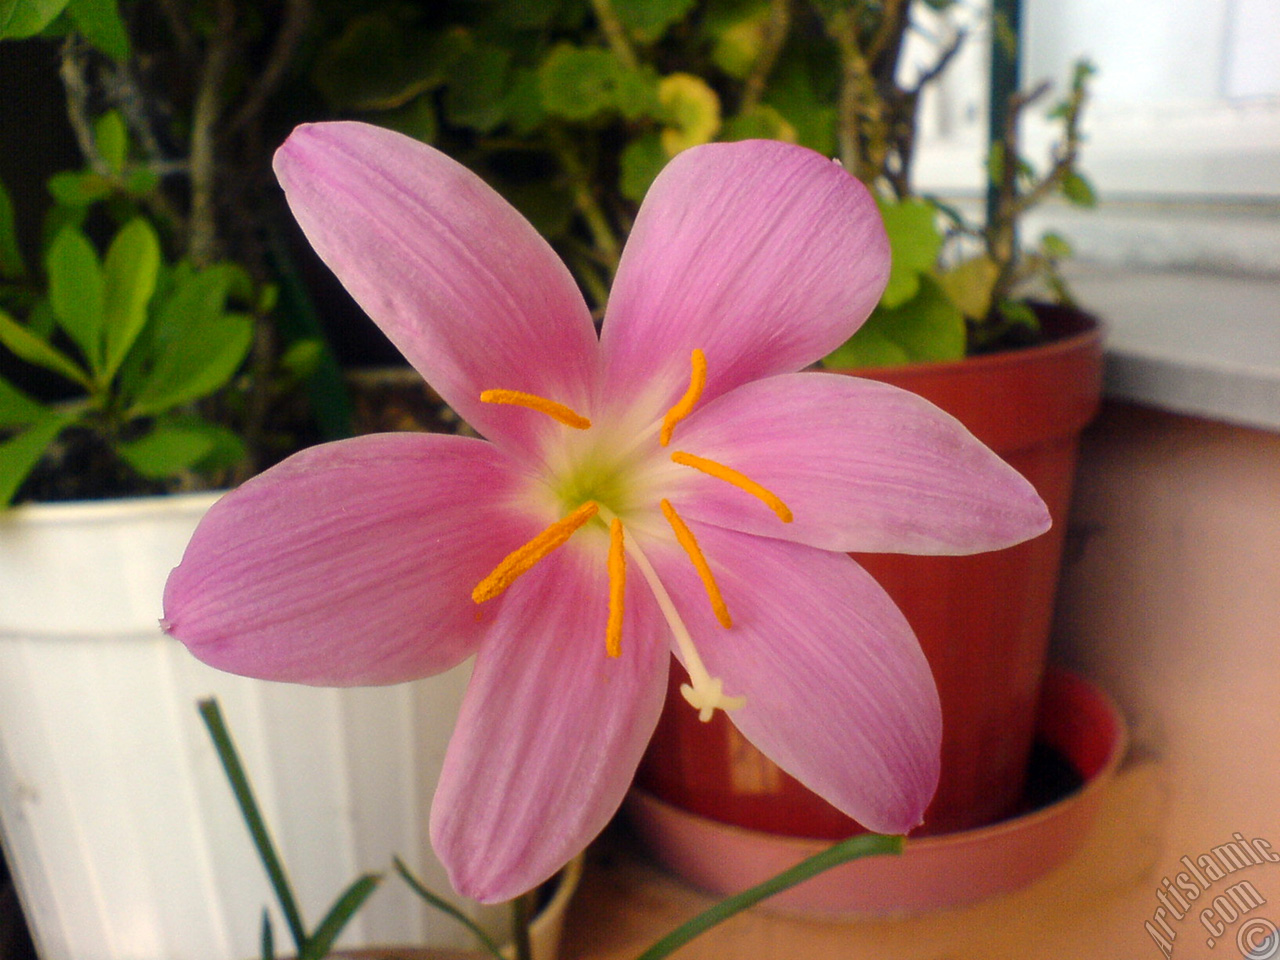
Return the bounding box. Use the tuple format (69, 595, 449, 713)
(0, 493, 489, 960)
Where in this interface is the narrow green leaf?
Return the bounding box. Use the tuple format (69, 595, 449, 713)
(0, 177, 25, 279)
(0, 0, 71, 38)
(0, 376, 48, 429)
(66, 0, 130, 60)
(0, 308, 93, 389)
(101, 217, 160, 381)
(260, 910, 275, 960)
(299, 874, 382, 960)
(46, 226, 105, 373)
(394, 857, 505, 960)
(0, 409, 79, 507)
(93, 110, 129, 173)
(198, 699, 309, 954)
(633, 834, 903, 960)
(113, 424, 216, 479)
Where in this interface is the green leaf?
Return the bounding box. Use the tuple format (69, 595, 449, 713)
(633, 834, 903, 960)
(395, 857, 506, 960)
(711, 8, 770, 79)
(113, 423, 216, 479)
(126, 266, 253, 415)
(997, 299, 1040, 331)
(721, 105, 797, 143)
(373, 92, 439, 144)
(538, 44, 658, 122)
(501, 67, 546, 137)
(163, 416, 246, 472)
(298, 874, 382, 960)
(46, 226, 105, 373)
(877, 198, 944, 309)
(311, 13, 462, 111)
(613, 0, 697, 42)
(93, 110, 128, 173)
(0, 409, 78, 507)
(0, 376, 48, 429)
(260, 910, 275, 960)
(762, 53, 837, 156)
(822, 326, 908, 369)
(101, 217, 161, 381)
(444, 41, 512, 133)
(936, 255, 999, 321)
(124, 166, 159, 196)
(66, 0, 130, 59)
(826, 274, 965, 368)
(1040, 230, 1073, 260)
(1061, 171, 1097, 208)
(198, 699, 308, 954)
(658, 73, 721, 155)
(619, 132, 667, 203)
(0, 0, 71, 38)
(0, 178, 25, 279)
(0, 307, 93, 389)
(47, 170, 114, 207)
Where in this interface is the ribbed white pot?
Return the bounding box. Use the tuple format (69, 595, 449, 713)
(0, 492, 490, 960)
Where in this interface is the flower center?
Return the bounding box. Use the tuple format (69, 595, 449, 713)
(471, 351, 792, 720)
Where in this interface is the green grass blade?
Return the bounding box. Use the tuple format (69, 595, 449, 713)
(632, 834, 904, 960)
(299, 873, 382, 960)
(394, 856, 506, 960)
(197, 698, 308, 953)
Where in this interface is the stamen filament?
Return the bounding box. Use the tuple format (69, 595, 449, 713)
(606, 517, 626, 658)
(660, 499, 732, 629)
(480, 389, 592, 430)
(473, 501, 599, 603)
(660, 349, 707, 446)
(670, 451, 793, 523)
(621, 523, 745, 721)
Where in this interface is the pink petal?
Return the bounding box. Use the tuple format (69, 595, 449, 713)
(431, 541, 670, 902)
(600, 140, 889, 420)
(274, 123, 601, 458)
(669, 372, 1051, 554)
(646, 523, 941, 834)
(163, 433, 537, 685)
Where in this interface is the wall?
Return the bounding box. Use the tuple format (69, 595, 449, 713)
(1053, 401, 1280, 936)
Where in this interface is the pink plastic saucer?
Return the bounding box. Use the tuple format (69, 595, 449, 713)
(625, 668, 1126, 917)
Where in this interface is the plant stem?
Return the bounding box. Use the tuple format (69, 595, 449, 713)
(741, 0, 791, 115)
(589, 0, 639, 69)
(551, 130, 620, 274)
(187, 0, 236, 266)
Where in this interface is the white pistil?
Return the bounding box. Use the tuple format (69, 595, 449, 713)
(599, 505, 746, 721)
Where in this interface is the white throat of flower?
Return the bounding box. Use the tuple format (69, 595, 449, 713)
(471, 350, 793, 721)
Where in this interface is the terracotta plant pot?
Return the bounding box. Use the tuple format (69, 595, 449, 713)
(635, 306, 1104, 838)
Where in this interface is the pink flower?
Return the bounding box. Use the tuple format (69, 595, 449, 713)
(163, 122, 1049, 902)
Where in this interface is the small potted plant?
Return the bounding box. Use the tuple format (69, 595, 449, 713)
(0, 7, 490, 958)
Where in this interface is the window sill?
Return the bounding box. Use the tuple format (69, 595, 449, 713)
(1065, 264, 1280, 433)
